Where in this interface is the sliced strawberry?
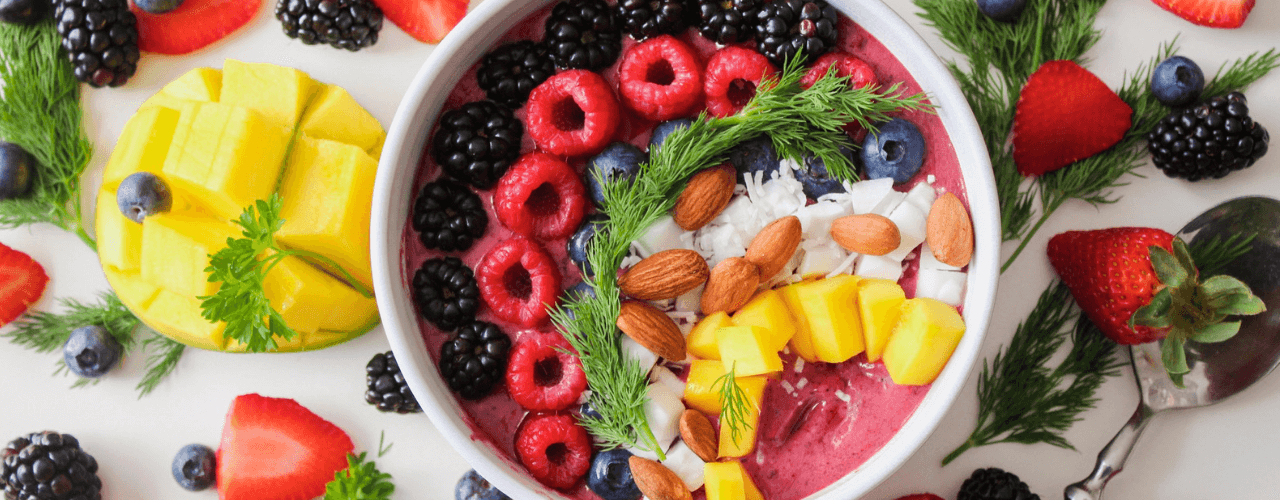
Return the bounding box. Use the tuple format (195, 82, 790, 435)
(0, 243, 48, 327)
(131, 0, 263, 55)
(216, 394, 354, 500)
(1152, 0, 1254, 28)
(1012, 60, 1132, 176)
(372, 0, 468, 44)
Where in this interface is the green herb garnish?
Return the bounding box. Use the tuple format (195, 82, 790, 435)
(324, 432, 395, 500)
(714, 364, 756, 447)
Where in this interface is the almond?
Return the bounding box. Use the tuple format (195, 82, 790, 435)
(926, 192, 974, 267)
(618, 249, 710, 300)
(629, 456, 693, 500)
(617, 300, 686, 360)
(830, 214, 901, 256)
(700, 257, 760, 314)
(745, 215, 802, 279)
(673, 165, 736, 231)
(679, 409, 718, 462)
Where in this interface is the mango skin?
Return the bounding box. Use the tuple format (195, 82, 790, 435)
(883, 297, 966, 385)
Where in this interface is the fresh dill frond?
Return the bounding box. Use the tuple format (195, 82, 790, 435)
(324, 451, 395, 500)
(136, 333, 185, 397)
(713, 365, 755, 447)
(1188, 232, 1256, 278)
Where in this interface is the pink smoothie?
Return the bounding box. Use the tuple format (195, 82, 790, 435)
(401, 5, 966, 499)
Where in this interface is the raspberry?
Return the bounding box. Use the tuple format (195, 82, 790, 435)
(801, 51, 877, 90)
(618, 35, 703, 122)
(514, 411, 592, 490)
(526, 70, 621, 157)
(703, 46, 777, 118)
(476, 237, 562, 327)
(494, 153, 588, 240)
(505, 330, 588, 410)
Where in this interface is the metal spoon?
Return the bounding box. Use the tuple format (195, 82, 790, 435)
(1064, 196, 1280, 500)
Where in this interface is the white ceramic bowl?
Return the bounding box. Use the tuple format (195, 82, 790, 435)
(371, 0, 999, 497)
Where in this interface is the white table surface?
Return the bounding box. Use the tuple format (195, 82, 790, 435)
(2, 1, 1278, 498)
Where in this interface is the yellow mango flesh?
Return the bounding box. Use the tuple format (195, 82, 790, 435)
(705, 462, 746, 500)
(858, 278, 906, 362)
(96, 192, 142, 272)
(140, 212, 238, 298)
(263, 253, 379, 334)
(715, 326, 783, 377)
(730, 289, 795, 352)
(300, 85, 384, 152)
(140, 67, 222, 111)
(102, 106, 181, 189)
(793, 275, 865, 363)
(778, 282, 818, 362)
(101, 268, 161, 314)
(683, 360, 767, 417)
(718, 397, 762, 458)
(883, 298, 966, 385)
(145, 290, 228, 351)
(220, 59, 317, 131)
(687, 311, 733, 360)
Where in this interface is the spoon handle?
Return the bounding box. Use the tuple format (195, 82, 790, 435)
(1063, 404, 1155, 500)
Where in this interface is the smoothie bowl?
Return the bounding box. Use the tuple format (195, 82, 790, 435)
(371, 0, 998, 498)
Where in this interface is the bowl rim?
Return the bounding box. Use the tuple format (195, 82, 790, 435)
(369, 0, 1000, 497)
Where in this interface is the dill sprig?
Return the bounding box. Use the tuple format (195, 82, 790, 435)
(1188, 233, 1255, 278)
(324, 432, 395, 500)
(713, 365, 755, 447)
(136, 333, 185, 396)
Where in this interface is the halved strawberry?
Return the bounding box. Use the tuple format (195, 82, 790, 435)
(130, 0, 263, 55)
(216, 394, 354, 500)
(1152, 0, 1254, 28)
(373, 0, 468, 44)
(0, 242, 48, 327)
(1012, 60, 1132, 176)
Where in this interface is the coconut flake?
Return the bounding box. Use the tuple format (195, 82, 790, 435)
(825, 251, 861, 278)
(885, 199, 927, 261)
(847, 178, 895, 214)
(796, 378, 808, 389)
(834, 390, 851, 403)
(794, 357, 805, 373)
(916, 268, 968, 307)
(855, 254, 903, 281)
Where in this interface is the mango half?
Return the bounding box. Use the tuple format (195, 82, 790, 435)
(95, 61, 385, 352)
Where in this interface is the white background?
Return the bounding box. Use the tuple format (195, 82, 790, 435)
(1, 0, 1278, 498)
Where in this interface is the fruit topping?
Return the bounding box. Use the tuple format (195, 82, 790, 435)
(1, 432, 102, 500)
(648, 118, 693, 152)
(515, 412, 592, 490)
(412, 256, 482, 331)
(615, 0, 690, 40)
(506, 331, 588, 410)
(432, 100, 524, 190)
(616, 299, 687, 360)
(544, 0, 622, 71)
(630, 456, 692, 500)
(800, 51, 876, 90)
(618, 35, 704, 122)
(171, 443, 217, 491)
(703, 460, 760, 500)
(62, 325, 123, 378)
(568, 213, 608, 276)
(695, 0, 759, 45)
(976, 0, 1026, 22)
(476, 237, 562, 326)
(1012, 60, 1133, 176)
(134, 0, 185, 14)
(1150, 55, 1204, 106)
(477, 40, 557, 109)
(860, 117, 925, 184)
(56, 0, 139, 87)
(673, 164, 735, 231)
(365, 350, 423, 412)
(371, 0, 466, 44)
(754, 0, 838, 66)
(883, 297, 966, 385)
(587, 449, 642, 500)
(1146, 91, 1269, 181)
(131, 0, 261, 55)
(216, 394, 354, 500)
(795, 150, 851, 199)
(495, 152, 588, 240)
(412, 179, 488, 252)
(0, 242, 48, 327)
(276, 0, 384, 52)
(704, 46, 777, 118)
(958, 467, 1040, 500)
(0, 142, 34, 200)
(116, 171, 172, 223)
(1151, 0, 1253, 29)
(617, 248, 709, 301)
(727, 136, 780, 183)
(586, 142, 646, 208)
(526, 70, 621, 157)
(0, 0, 48, 24)
(456, 469, 513, 500)
(439, 321, 512, 400)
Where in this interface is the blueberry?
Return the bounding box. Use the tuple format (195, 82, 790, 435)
(648, 118, 694, 153)
(586, 449, 642, 500)
(567, 213, 609, 276)
(976, 0, 1026, 22)
(0, 142, 34, 200)
(728, 136, 780, 184)
(132, 0, 185, 13)
(861, 118, 926, 184)
(796, 147, 855, 199)
(578, 401, 603, 421)
(586, 143, 647, 207)
(117, 172, 173, 223)
(456, 469, 511, 500)
(0, 0, 48, 24)
(1151, 56, 1205, 107)
(562, 281, 598, 321)
(63, 325, 123, 378)
(171, 444, 216, 491)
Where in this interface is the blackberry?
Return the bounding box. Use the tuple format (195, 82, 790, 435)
(477, 41, 556, 108)
(753, 0, 838, 66)
(439, 321, 511, 400)
(412, 179, 488, 252)
(616, 0, 693, 40)
(54, 0, 139, 88)
(275, 0, 384, 52)
(412, 257, 481, 332)
(432, 100, 523, 190)
(958, 468, 1040, 500)
(2, 431, 102, 500)
(544, 0, 623, 71)
(1147, 92, 1269, 181)
(365, 351, 421, 413)
(696, 0, 761, 45)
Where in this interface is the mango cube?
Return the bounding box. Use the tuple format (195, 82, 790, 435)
(219, 60, 317, 131)
(718, 396, 762, 458)
(683, 360, 766, 416)
(705, 461, 763, 500)
(730, 289, 796, 352)
(102, 106, 181, 188)
(792, 275, 865, 363)
(102, 268, 161, 314)
(150, 67, 222, 103)
(143, 290, 227, 351)
(299, 85, 384, 151)
(687, 311, 733, 360)
(778, 281, 818, 362)
(715, 326, 783, 377)
(96, 191, 143, 272)
(883, 298, 966, 385)
(264, 253, 379, 335)
(139, 212, 238, 298)
(858, 278, 906, 362)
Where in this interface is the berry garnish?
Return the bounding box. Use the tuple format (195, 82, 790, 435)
(1012, 60, 1133, 176)
(861, 117, 926, 184)
(171, 443, 217, 491)
(135, 0, 185, 14)
(63, 325, 123, 378)
(276, 0, 384, 52)
(618, 35, 703, 122)
(116, 171, 172, 223)
(439, 321, 512, 400)
(0, 0, 49, 24)
(958, 468, 1040, 500)
(456, 469, 513, 500)
(567, 213, 608, 277)
(585, 142, 646, 207)
(728, 136, 781, 184)
(477, 40, 557, 109)
(1, 432, 102, 500)
(648, 118, 692, 153)
(703, 46, 777, 118)
(371, 0, 467, 43)
(615, 0, 691, 40)
(131, 0, 261, 55)
(1146, 91, 1269, 181)
(800, 51, 876, 90)
(796, 148, 853, 199)
(494, 152, 588, 240)
(0, 142, 34, 200)
(514, 412, 592, 490)
(56, 0, 139, 87)
(526, 70, 622, 157)
(506, 330, 587, 410)
(216, 394, 354, 500)
(0, 242, 48, 327)
(562, 281, 597, 321)
(432, 100, 524, 190)
(412, 179, 488, 252)
(1150, 55, 1205, 107)
(1151, 0, 1254, 29)
(976, 0, 1026, 22)
(696, 0, 760, 44)
(753, 0, 838, 66)
(544, 0, 623, 71)
(586, 448, 642, 500)
(475, 237, 562, 327)
(412, 256, 482, 331)
(365, 351, 422, 413)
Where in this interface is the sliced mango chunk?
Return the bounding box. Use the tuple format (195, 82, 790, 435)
(683, 360, 767, 417)
(161, 67, 222, 102)
(704, 461, 763, 500)
(730, 289, 795, 352)
(858, 278, 906, 362)
(144, 290, 227, 351)
(139, 212, 237, 298)
(687, 311, 733, 360)
(716, 375, 766, 458)
(715, 326, 783, 377)
(96, 191, 143, 272)
(778, 281, 818, 362)
(162, 103, 289, 221)
(102, 268, 161, 314)
(102, 106, 181, 189)
(220, 60, 317, 131)
(793, 275, 865, 363)
(263, 253, 378, 335)
(883, 298, 966, 385)
(299, 85, 384, 151)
